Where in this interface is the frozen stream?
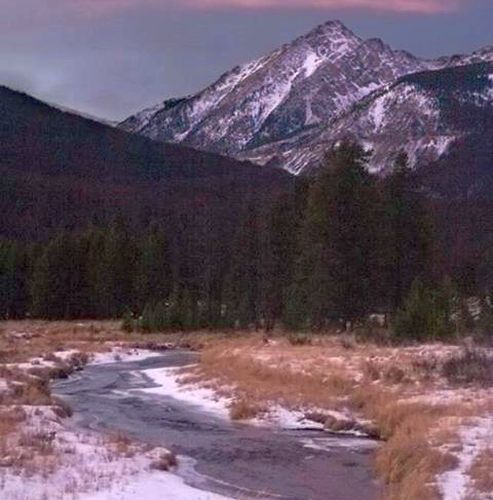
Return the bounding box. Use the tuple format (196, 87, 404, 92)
(53, 351, 379, 500)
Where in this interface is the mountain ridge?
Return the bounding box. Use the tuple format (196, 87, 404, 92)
(121, 20, 493, 179)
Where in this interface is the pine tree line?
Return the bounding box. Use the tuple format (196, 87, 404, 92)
(1, 142, 491, 339)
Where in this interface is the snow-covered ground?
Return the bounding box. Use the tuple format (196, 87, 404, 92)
(80, 470, 229, 500)
(438, 418, 493, 500)
(141, 365, 231, 418)
(90, 347, 163, 365)
(0, 407, 229, 500)
(0, 347, 232, 500)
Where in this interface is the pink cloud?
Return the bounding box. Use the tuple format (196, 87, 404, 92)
(185, 0, 459, 13)
(65, 0, 461, 16)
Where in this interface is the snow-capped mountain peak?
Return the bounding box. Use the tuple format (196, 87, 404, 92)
(121, 21, 493, 181)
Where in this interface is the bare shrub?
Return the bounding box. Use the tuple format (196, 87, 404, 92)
(340, 335, 356, 350)
(16, 378, 52, 406)
(0, 350, 12, 363)
(383, 366, 406, 384)
(43, 353, 61, 363)
(323, 415, 357, 433)
(106, 432, 135, 458)
(0, 408, 23, 439)
(442, 349, 493, 387)
(51, 396, 73, 418)
(411, 356, 439, 380)
(229, 398, 264, 420)
(151, 451, 178, 471)
(287, 333, 312, 346)
(363, 360, 381, 381)
(69, 352, 89, 369)
(19, 431, 56, 456)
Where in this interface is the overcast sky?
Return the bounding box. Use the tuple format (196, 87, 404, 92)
(1, 0, 492, 121)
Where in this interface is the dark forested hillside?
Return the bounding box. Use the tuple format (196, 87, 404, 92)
(0, 85, 291, 242)
(0, 86, 294, 321)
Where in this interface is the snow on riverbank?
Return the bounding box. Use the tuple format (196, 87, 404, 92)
(141, 365, 231, 418)
(90, 347, 163, 365)
(438, 418, 493, 500)
(80, 468, 230, 500)
(140, 363, 365, 433)
(141, 364, 320, 427)
(0, 348, 232, 500)
(1, 414, 229, 500)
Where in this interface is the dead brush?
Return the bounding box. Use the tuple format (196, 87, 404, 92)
(150, 450, 178, 471)
(470, 448, 493, 493)
(442, 348, 493, 387)
(229, 397, 265, 420)
(411, 355, 439, 381)
(287, 333, 313, 346)
(382, 366, 406, 384)
(42, 352, 62, 363)
(18, 431, 57, 456)
(51, 396, 73, 418)
(69, 351, 89, 369)
(105, 431, 136, 458)
(0, 349, 12, 363)
(0, 408, 23, 450)
(13, 378, 52, 406)
(363, 360, 381, 381)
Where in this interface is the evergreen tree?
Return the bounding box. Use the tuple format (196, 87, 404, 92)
(134, 223, 172, 310)
(0, 241, 29, 318)
(261, 194, 298, 330)
(102, 218, 137, 317)
(393, 278, 456, 341)
(83, 228, 109, 318)
(296, 141, 379, 329)
(475, 295, 493, 340)
(381, 151, 434, 311)
(224, 202, 262, 328)
(31, 233, 89, 319)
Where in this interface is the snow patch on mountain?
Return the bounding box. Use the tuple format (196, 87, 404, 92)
(121, 21, 493, 177)
(302, 51, 325, 78)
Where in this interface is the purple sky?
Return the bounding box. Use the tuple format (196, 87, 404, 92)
(1, 0, 491, 120)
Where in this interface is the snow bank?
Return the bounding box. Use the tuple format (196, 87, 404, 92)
(301, 436, 379, 452)
(90, 348, 162, 366)
(438, 418, 493, 500)
(80, 468, 230, 500)
(141, 366, 371, 436)
(141, 366, 231, 418)
(257, 405, 324, 430)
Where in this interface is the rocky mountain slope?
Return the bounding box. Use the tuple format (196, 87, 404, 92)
(255, 61, 493, 198)
(121, 21, 493, 180)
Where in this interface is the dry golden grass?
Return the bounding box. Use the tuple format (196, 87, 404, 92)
(193, 336, 357, 411)
(229, 397, 266, 420)
(104, 431, 137, 458)
(173, 332, 493, 500)
(0, 321, 491, 500)
(373, 404, 459, 500)
(0, 408, 22, 439)
(469, 448, 493, 493)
